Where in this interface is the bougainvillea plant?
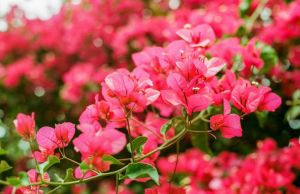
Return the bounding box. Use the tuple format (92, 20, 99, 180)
(0, 0, 300, 193)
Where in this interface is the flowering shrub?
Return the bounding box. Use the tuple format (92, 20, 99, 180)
(0, 0, 299, 193)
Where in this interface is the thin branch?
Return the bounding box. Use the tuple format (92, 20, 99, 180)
(135, 126, 187, 162)
(131, 118, 163, 139)
(115, 173, 120, 194)
(125, 116, 135, 162)
(0, 180, 9, 185)
(46, 185, 62, 194)
(59, 150, 100, 174)
(246, 0, 269, 32)
(187, 129, 213, 133)
(168, 141, 180, 192)
(29, 140, 41, 176)
(191, 111, 209, 123)
(12, 109, 211, 188)
(30, 165, 129, 186)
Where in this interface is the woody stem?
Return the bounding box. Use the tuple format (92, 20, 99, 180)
(125, 115, 135, 162)
(29, 140, 41, 176)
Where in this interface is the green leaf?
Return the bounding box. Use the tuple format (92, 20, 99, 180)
(160, 120, 173, 137)
(38, 155, 60, 174)
(190, 121, 213, 155)
(79, 161, 89, 172)
(102, 155, 124, 165)
(172, 118, 186, 134)
(6, 177, 21, 187)
(125, 163, 159, 185)
(127, 136, 147, 154)
(64, 168, 76, 182)
(239, 0, 252, 17)
(260, 45, 278, 73)
(232, 54, 244, 72)
(0, 148, 7, 155)
(288, 120, 300, 130)
(286, 106, 300, 120)
(292, 90, 300, 100)
(18, 172, 29, 186)
(235, 26, 247, 38)
(0, 160, 12, 174)
(191, 133, 212, 155)
(256, 111, 269, 128)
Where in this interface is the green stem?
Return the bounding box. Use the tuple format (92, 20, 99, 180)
(7, 110, 209, 188)
(32, 165, 129, 186)
(29, 140, 41, 175)
(61, 152, 100, 174)
(115, 173, 120, 194)
(62, 155, 80, 166)
(125, 116, 135, 162)
(131, 118, 162, 139)
(191, 111, 209, 123)
(46, 185, 62, 194)
(169, 141, 180, 192)
(0, 180, 9, 185)
(187, 129, 213, 133)
(246, 0, 269, 32)
(28, 126, 188, 187)
(135, 126, 187, 162)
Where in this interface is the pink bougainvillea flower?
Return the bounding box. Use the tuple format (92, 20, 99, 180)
(27, 169, 50, 183)
(78, 95, 126, 133)
(4, 57, 34, 88)
(207, 38, 243, 67)
(231, 79, 281, 114)
(145, 185, 186, 194)
(242, 39, 264, 76)
(102, 68, 160, 112)
(198, 56, 226, 78)
(37, 122, 75, 152)
(19, 169, 50, 193)
(175, 54, 225, 80)
(176, 24, 216, 47)
(73, 129, 126, 157)
(258, 87, 282, 112)
(54, 122, 75, 148)
(161, 72, 213, 115)
(210, 114, 242, 138)
(210, 99, 242, 138)
(289, 46, 300, 67)
(231, 80, 262, 114)
(73, 128, 126, 172)
(14, 113, 36, 141)
(33, 149, 57, 163)
(36, 126, 58, 152)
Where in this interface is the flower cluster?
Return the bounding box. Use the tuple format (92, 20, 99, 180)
(0, 0, 299, 193)
(150, 138, 300, 194)
(6, 21, 284, 193)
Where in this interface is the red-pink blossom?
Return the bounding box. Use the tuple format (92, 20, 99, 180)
(210, 114, 242, 138)
(102, 68, 160, 112)
(73, 128, 126, 172)
(36, 122, 75, 152)
(14, 113, 36, 140)
(231, 79, 281, 114)
(210, 99, 242, 138)
(161, 72, 213, 115)
(19, 169, 50, 193)
(176, 24, 216, 47)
